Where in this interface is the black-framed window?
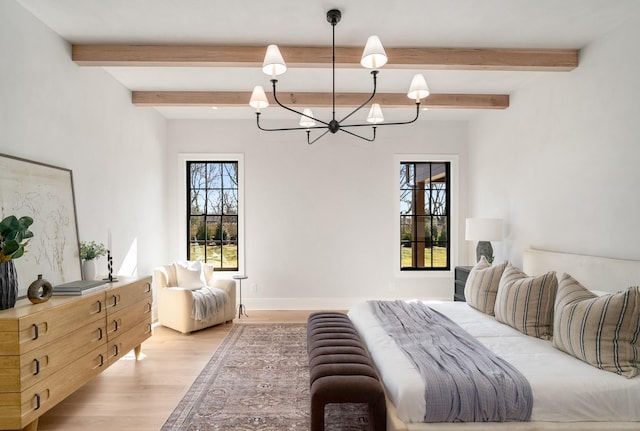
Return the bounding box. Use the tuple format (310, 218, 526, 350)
(187, 161, 239, 271)
(400, 161, 450, 270)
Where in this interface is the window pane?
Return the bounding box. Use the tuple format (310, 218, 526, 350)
(190, 189, 205, 215)
(434, 217, 448, 247)
(400, 163, 415, 188)
(401, 243, 413, 269)
(224, 215, 238, 241)
(222, 240, 238, 269)
(415, 163, 431, 188)
(207, 163, 222, 188)
(207, 190, 223, 215)
(222, 163, 238, 189)
(431, 163, 447, 182)
(400, 215, 413, 243)
(189, 215, 206, 261)
(224, 189, 238, 215)
(431, 188, 447, 215)
(190, 163, 207, 189)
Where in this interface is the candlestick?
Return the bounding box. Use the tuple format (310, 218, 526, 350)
(103, 249, 118, 283)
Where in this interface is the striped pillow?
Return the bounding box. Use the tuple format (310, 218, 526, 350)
(464, 256, 508, 315)
(553, 273, 640, 378)
(494, 264, 557, 339)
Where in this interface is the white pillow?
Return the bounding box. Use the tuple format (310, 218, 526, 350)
(173, 261, 207, 290)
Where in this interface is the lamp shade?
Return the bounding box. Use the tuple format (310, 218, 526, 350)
(366, 103, 384, 124)
(262, 44, 287, 77)
(299, 108, 316, 128)
(249, 85, 269, 110)
(465, 218, 503, 241)
(407, 74, 430, 101)
(360, 35, 388, 69)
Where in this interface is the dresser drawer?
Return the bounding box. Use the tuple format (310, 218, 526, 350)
(0, 293, 105, 355)
(105, 278, 152, 315)
(107, 318, 152, 366)
(106, 298, 152, 340)
(0, 343, 108, 430)
(0, 319, 106, 392)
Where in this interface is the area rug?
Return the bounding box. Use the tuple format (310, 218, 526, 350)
(161, 323, 370, 431)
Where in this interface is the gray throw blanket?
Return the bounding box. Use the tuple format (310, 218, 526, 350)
(369, 300, 533, 423)
(191, 286, 227, 321)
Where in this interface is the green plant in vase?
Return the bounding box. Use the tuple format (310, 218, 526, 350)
(80, 241, 107, 281)
(0, 215, 34, 310)
(80, 241, 107, 261)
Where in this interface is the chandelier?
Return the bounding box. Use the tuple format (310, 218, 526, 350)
(249, 9, 430, 145)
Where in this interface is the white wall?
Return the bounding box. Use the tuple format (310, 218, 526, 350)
(468, 10, 640, 268)
(167, 119, 468, 309)
(0, 1, 169, 295)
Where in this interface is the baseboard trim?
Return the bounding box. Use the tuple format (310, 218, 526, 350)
(240, 295, 450, 311)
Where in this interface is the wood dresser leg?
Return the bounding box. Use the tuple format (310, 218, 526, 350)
(22, 418, 38, 431)
(134, 344, 142, 360)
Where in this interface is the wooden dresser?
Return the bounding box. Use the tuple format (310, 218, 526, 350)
(0, 276, 152, 431)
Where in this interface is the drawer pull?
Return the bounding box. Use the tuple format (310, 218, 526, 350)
(32, 324, 39, 340)
(145, 282, 151, 293)
(98, 327, 103, 340)
(33, 358, 40, 376)
(112, 295, 118, 307)
(34, 393, 41, 410)
(146, 323, 152, 334)
(145, 302, 152, 313)
(96, 300, 102, 314)
(113, 319, 119, 332)
(99, 354, 104, 367)
(114, 344, 119, 357)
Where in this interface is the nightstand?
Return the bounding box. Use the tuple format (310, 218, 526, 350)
(454, 266, 473, 301)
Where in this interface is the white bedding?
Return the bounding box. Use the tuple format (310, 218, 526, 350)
(348, 300, 640, 425)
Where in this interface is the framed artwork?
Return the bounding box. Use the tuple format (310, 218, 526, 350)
(0, 153, 82, 294)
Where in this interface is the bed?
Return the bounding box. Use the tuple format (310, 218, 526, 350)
(348, 249, 640, 431)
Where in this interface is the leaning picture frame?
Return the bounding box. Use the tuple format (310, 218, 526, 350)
(0, 153, 82, 294)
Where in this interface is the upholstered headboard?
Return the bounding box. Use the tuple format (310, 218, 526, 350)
(522, 248, 640, 293)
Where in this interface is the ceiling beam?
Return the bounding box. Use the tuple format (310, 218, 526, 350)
(73, 44, 578, 71)
(132, 91, 509, 110)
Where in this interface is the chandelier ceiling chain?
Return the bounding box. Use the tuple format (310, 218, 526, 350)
(249, 9, 430, 145)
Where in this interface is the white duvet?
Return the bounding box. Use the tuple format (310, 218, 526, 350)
(348, 300, 640, 424)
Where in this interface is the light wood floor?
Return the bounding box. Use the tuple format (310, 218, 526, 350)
(36, 310, 318, 431)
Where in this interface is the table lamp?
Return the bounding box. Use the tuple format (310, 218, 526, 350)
(465, 218, 503, 263)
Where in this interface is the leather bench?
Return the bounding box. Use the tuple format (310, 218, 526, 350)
(307, 312, 386, 431)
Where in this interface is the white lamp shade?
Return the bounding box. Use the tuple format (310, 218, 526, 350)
(249, 85, 269, 110)
(366, 103, 384, 124)
(299, 108, 316, 128)
(262, 44, 287, 76)
(465, 218, 504, 241)
(360, 35, 388, 69)
(407, 74, 430, 101)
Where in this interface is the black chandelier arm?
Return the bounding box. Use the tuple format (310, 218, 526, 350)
(338, 70, 379, 124)
(340, 102, 421, 129)
(339, 126, 377, 142)
(271, 79, 330, 127)
(255, 113, 328, 132)
(306, 129, 331, 145)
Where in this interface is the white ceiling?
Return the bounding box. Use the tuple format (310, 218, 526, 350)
(16, 0, 640, 122)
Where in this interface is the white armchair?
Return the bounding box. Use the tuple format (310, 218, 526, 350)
(153, 261, 236, 334)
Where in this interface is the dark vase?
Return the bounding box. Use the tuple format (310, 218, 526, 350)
(0, 261, 19, 310)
